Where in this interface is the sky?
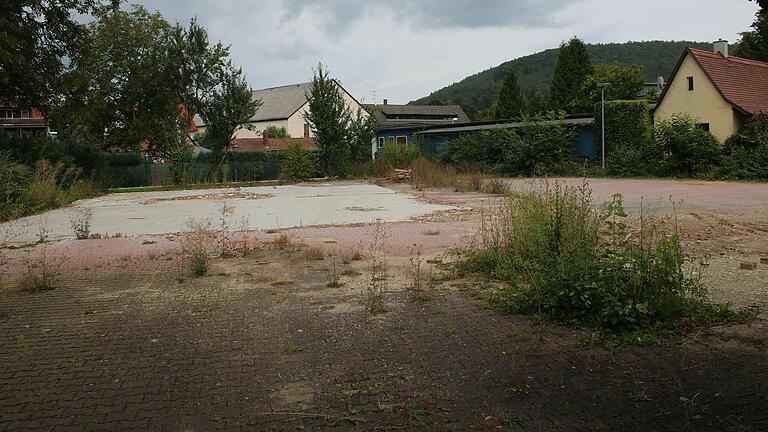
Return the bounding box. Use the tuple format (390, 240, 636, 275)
(138, 0, 759, 104)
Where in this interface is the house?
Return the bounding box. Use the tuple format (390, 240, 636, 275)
(654, 40, 768, 142)
(368, 101, 469, 154)
(195, 80, 368, 148)
(0, 103, 49, 137)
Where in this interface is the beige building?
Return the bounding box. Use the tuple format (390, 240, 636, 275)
(196, 80, 367, 141)
(654, 40, 768, 142)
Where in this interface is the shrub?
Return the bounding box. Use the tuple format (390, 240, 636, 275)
(70, 207, 93, 240)
(595, 100, 654, 176)
(280, 141, 317, 182)
(720, 114, 768, 180)
(654, 114, 721, 177)
(0, 153, 31, 221)
(376, 142, 420, 169)
(456, 184, 728, 334)
(266, 126, 289, 138)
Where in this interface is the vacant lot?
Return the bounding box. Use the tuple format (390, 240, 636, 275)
(1, 179, 767, 431)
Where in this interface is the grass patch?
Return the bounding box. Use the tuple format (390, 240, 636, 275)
(422, 229, 440, 236)
(454, 183, 744, 341)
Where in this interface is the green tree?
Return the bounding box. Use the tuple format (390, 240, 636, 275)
(583, 63, 645, 105)
(58, 5, 180, 154)
(550, 37, 593, 113)
(495, 68, 527, 119)
(735, 0, 768, 61)
(200, 65, 261, 161)
(304, 63, 351, 177)
(654, 114, 721, 177)
(280, 141, 317, 182)
(349, 106, 378, 163)
(0, 0, 97, 108)
(168, 18, 230, 137)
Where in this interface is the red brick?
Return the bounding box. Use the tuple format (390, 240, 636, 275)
(741, 262, 758, 270)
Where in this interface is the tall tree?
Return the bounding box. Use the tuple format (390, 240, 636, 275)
(0, 0, 97, 109)
(349, 106, 378, 163)
(495, 68, 527, 119)
(549, 37, 593, 113)
(168, 18, 230, 133)
(200, 65, 261, 159)
(59, 4, 180, 153)
(304, 63, 352, 177)
(735, 0, 768, 61)
(583, 63, 645, 105)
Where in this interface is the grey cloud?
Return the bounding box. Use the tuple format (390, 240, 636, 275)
(279, 0, 580, 32)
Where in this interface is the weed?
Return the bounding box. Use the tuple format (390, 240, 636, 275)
(69, 207, 93, 240)
(364, 221, 388, 314)
(142, 240, 157, 245)
(19, 245, 63, 293)
(340, 268, 361, 277)
(303, 246, 325, 261)
(182, 219, 215, 278)
(286, 341, 304, 353)
(423, 229, 440, 236)
(190, 250, 208, 278)
(481, 178, 509, 195)
(455, 182, 738, 337)
(326, 258, 344, 288)
(271, 233, 292, 250)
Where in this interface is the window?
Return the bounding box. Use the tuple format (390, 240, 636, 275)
(20, 109, 29, 119)
(697, 123, 710, 132)
(377, 137, 385, 149)
(303, 123, 310, 138)
(687, 76, 694, 91)
(396, 136, 407, 147)
(387, 136, 395, 143)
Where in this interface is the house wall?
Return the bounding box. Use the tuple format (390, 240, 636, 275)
(653, 54, 738, 142)
(374, 130, 416, 154)
(233, 81, 368, 140)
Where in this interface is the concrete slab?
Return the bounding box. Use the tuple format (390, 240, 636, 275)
(2, 183, 455, 244)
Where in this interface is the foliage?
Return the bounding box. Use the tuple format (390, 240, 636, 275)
(549, 37, 593, 113)
(412, 41, 715, 115)
(280, 141, 317, 182)
(200, 65, 261, 160)
(735, 1, 768, 61)
(654, 114, 721, 177)
(168, 145, 193, 185)
(265, 126, 289, 138)
(349, 106, 378, 163)
(456, 185, 730, 334)
(69, 207, 93, 240)
(0, 0, 96, 108)
(0, 153, 31, 220)
(594, 100, 653, 176)
(441, 112, 578, 176)
(495, 68, 527, 120)
(583, 63, 646, 106)
(304, 63, 352, 177)
(377, 143, 421, 169)
(720, 114, 768, 180)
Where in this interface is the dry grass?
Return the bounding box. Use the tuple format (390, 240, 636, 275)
(270, 233, 292, 250)
(303, 246, 325, 261)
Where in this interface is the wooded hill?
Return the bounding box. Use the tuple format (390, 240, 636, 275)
(410, 41, 714, 118)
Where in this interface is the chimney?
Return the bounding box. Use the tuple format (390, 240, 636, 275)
(383, 99, 388, 106)
(714, 39, 728, 57)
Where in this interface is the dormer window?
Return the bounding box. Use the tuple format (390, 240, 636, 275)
(687, 76, 694, 91)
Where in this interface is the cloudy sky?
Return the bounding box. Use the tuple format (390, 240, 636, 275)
(139, 0, 758, 104)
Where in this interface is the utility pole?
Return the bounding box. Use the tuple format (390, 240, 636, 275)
(597, 83, 610, 170)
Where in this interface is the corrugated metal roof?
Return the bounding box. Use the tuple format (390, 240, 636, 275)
(366, 103, 470, 130)
(415, 117, 594, 135)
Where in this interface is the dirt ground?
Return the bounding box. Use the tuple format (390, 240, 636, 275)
(1, 179, 768, 431)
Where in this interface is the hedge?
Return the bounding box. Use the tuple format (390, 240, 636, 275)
(594, 100, 653, 176)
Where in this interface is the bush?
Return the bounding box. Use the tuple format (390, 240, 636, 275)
(0, 153, 31, 220)
(456, 184, 728, 334)
(654, 114, 721, 177)
(266, 126, 289, 138)
(439, 111, 579, 176)
(280, 141, 317, 182)
(720, 114, 768, 180)
(595, 100, 654, 176)
(377, 143, 421, 169)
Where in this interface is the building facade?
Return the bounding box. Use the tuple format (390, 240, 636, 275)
(0, 104, 49, 137)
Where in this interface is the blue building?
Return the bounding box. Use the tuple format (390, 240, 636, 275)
(368, 101, 470, 155)
(414, 116, 597, 160)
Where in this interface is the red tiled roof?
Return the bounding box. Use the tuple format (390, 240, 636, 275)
(232, 137, 317, 152)
(689, 48, 768, 114)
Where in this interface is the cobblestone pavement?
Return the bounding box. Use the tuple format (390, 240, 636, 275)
(1, 243, 767, 432)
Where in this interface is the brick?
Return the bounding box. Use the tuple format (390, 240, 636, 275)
(741, 262, 758, 270)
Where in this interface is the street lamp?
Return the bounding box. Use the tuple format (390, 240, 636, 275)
(232, 144, 239, 183)
(597, 83, 610, 170)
